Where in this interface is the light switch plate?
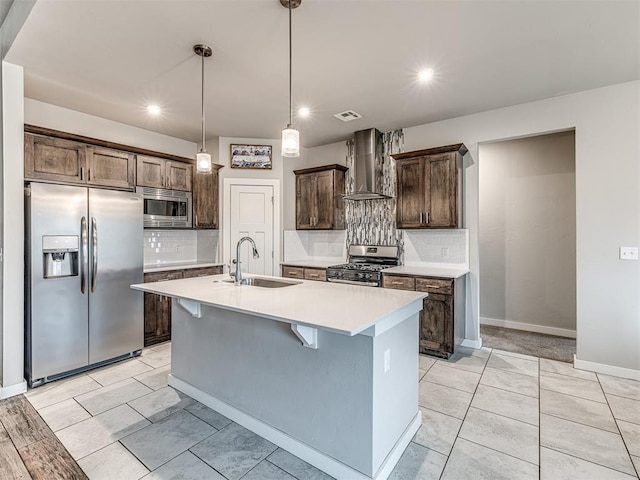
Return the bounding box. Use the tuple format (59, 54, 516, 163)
(620, 247, 639, 260)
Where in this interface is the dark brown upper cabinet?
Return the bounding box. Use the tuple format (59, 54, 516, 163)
(136, 155, 193, 192)
(393, 144, 467, 229)
(294, 164, 347, 230)
(192, 164, 223, 229)
(86, 146, 135, 189)
(25, 134, 86, 184)
(25, 133, 136, 190)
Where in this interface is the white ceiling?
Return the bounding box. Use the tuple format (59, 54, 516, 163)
(6, 0, 640, 148)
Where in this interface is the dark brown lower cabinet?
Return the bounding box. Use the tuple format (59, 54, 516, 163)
(383, 274, 463, 359)
(420, 293, 453, 358)
(144, 265, 223, 346)
(282, 265, 327, 281)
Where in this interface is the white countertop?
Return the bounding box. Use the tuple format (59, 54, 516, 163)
(281, 260, 343, 268)
(144, 261, 224, 273)
(132, 274, 425, 336)
(384, 265, 469, 279)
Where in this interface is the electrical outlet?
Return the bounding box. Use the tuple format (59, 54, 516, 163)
(620, 247, 639, 260)
(384, 349, 391, 372)
(441, 247, 449, 258)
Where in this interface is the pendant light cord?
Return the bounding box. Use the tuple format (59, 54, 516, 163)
(201, 50, 206, 152)
(288, 0, 292, 126)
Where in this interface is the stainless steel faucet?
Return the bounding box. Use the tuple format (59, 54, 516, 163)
(230, 236, 260, 285)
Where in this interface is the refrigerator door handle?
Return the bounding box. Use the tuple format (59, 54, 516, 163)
(91, 217, 98, 292)
(80, 216, 88, 294)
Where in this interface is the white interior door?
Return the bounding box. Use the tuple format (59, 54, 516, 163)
(229, 184, 274, 275)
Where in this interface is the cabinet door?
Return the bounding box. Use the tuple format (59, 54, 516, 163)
(137, 155, 166, 188)
(419, 293, 454, 357)
(314, 170, 335, 229)
(296, 174, 315, 229)
(193, 169, 218, 228)
(427, 153, 457, 228)
(396, 158, 426, 228)
(143, 271, 182, 346)
(86, 146, 135, 189)
(25, 134, 86, 183)
(166, 161, 193, 192)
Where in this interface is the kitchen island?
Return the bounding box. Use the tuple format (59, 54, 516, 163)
(131, 274, 426, 480)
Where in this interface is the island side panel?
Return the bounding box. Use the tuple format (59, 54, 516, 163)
(372, 313, 419, 474)
(170, 302, 375, 476)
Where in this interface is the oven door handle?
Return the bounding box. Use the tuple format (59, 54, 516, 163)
(327, 278, 380, 287)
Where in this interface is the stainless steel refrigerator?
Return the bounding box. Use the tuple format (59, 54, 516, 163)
(25, 182, 143, 387)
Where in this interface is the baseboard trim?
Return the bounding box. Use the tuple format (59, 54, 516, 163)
(168, 374, 421, 480)
(573, 356, 640, 381)
(0, 380, 27, 399)
(480, 317, 576, 339)
(460, 338, 483, 349)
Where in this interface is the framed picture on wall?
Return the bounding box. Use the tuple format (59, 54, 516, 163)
(230, 144, 272, 169)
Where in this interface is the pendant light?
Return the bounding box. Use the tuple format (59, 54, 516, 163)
(280, 0, 301, 157)
(194, 44, 213, 174)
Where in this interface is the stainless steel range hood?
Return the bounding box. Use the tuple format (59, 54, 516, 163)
(344, 128, 391, 200)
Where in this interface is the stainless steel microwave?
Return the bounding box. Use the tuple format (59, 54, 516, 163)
(136, 187, 192, 228)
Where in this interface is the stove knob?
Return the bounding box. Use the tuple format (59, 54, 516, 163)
(356, 272, 364, 279)
(365, 273, 372, 280)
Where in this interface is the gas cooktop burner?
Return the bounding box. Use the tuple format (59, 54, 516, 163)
(328, 263, 391, 272)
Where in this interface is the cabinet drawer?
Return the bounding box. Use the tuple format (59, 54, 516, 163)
(415, 278, 453, 295)
(382, 275, 416, 290)
(182, 266, 222, 278)
(144, 271, 183, 283)
(304, 268, 326, 281)
(282, 266, 305, 279)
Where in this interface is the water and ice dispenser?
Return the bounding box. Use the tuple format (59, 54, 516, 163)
(42, 235, 79, 278)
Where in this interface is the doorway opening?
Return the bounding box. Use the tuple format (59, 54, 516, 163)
(478, 130, 576, 362)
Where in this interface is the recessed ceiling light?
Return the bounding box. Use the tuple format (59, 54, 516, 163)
(298, 106, 310, 117)
(418, 68, 434, 82)
(146, 104, 161, 116)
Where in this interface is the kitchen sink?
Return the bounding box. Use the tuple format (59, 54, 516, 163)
(222, 277, 302, 288)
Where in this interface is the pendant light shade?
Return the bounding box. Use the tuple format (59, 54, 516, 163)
(194, 44, 213, 174)
(282, 124, 300, 157)
(281, 0, 301, 158)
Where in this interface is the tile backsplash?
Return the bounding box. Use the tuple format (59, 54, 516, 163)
(144, 230, 219, 265)
(283, 230, 346, 262)
(403, 230, 468, 266)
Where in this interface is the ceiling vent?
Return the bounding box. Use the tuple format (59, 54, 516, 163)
(334, 110, 362, 122)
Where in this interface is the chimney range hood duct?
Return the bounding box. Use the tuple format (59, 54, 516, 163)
(344, 128, 391, 200)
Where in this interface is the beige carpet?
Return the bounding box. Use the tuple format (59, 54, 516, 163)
(480, 325, 576, 363)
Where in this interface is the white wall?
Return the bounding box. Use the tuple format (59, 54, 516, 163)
(479, 132, 576, 335)
(25, 98, 196, 158)
(1, 62, 24, 395)
(403, 81, 640, 377)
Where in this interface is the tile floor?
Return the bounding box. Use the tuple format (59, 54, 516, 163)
(23, 343, 640, 480)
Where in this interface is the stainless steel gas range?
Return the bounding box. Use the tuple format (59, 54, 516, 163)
(327, 245, 399, 287)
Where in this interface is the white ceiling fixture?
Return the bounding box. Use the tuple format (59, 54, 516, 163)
(334, 110, 363, 122)
(418, 68, 434, 82)
(298, 106, 310, 118)
(194, 43, 213, 174)
(146, 104, 161, 116)
(281, 0, 301, 158)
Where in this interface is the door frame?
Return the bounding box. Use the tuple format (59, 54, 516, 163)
(222, 178, 281, 275)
